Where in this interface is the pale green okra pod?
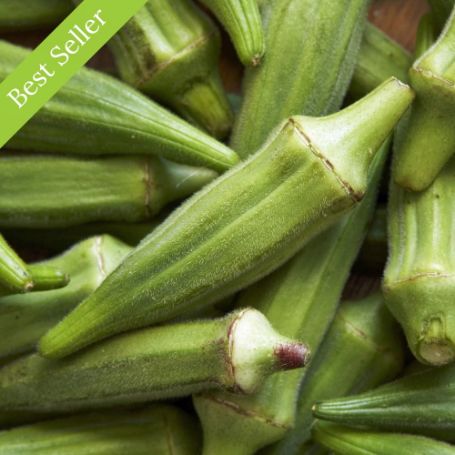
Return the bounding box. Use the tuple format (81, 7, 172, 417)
(0, 154, 217, 228)
(39, 78, 413, 359)
(0, 308, 309, 425)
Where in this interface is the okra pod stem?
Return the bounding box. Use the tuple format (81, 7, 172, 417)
(199, 0, 265, 66)
(0, 0, 72, 32)
(231, 0, 370, 158)
(39, 78, 412, 359)
(313, 363, 455, 442)
(109, 0, 233, 139)
(0, 405, 201, 454)
(0, 235, 131, 361)
(0, 309, 309, 424)
(0, 41, 239, 172)
(0, 154, 217, 228)
(393, 6, 455, 191)
(312, 422, 455, 455)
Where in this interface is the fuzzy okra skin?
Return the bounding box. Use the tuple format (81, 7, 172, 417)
(271, 293, 404, 455)
(313, 363, 455, 443)
(0, 0, 72, 32)
(199, 0, 264, 66)
(231, 0, 370, 158)
(109, 0, 233, 139)
(39, 78, 413, 359)
(312, 422, 455, 455)
(0, 154, 216, 228)
(393, 6, 455, 191)
(0, 235, 131, 361)
(0, 405, 201, 454)
(0, 41, 238, 173)
(192, 139, 390, 455)
(0, 309, 309, 424)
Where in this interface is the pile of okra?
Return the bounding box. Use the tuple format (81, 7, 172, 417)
(0, 0, 454, 454)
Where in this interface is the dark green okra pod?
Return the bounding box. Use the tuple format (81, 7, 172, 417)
(0, 0, 72, 32)
(312, 422, 455, 455)
(231, 0, 370, 157)
(429, 0, 455, 31)
(39, 78, 413, 359)
(109, 0, 233, 138)
(0, 405, 201, 454)
(0, 41, 238, 172)
(0, 154, 216, 228)
(199, 0, 264, 66)
(393, 6, 455, 191)
(313, 363, 455, 443)
(384, 156, 455, 365)
(0, 235, 131, 361)
(192, 139, 390, 455)
(0, 308, 309, 424)
(271, 292, 404, 455)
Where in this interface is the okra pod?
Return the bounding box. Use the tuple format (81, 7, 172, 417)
(199, 0, 264, 66)
(429, 0, 455, 31)
(414, 13, 437, 59)
(0, 235, 131, 361)
(0, 154, 216, 228)
(270, 292, 404, 455)
(0, 308, 309, 424)
(312, 422, 455, 455)
(393, 6, 455, 191)
(0, 405, 201, 454)
(0, 40, 238, 172)
(384, 156, 455, 365)
(39, 78, 413, 359)
(192, 139, 390, 455)
(231, 0, 370, 157)
(0, 0, 72, 32)
(350, 23, 412, 99)
(313, 363, 455, 442)
(109, 0, 233, 138)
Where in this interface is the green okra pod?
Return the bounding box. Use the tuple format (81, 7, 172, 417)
(271, 292, 404, 455)
(192, 139, 390, 455)
(0, 235, 131, 361)
(0, 308, 309, 424)
(39, 78, 413, 359)
(350, 23, 412, 99)
(0, 154, 216, 228)
(384, 156, 455, 365)
(0, 0, 72, 32)
(0, 405, 201, 454)
(231, 0, 370, 158)
(0, 41, 238, 172)
(109, 0, 233, 139)
(312, 363, 455, 443)
(414, 13, 438, 60)
(312, 422, 455, 455)
(199, 0, 264, 66)
(393, 6, 455, 191)
(429, 0, 455, 31)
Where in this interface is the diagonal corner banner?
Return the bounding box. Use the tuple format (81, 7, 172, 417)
(0, 0, 147, 149)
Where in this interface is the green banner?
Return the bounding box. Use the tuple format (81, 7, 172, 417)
(0, 0, 147, 148)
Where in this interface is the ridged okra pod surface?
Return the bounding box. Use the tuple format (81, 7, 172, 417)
(312, 364, 455, 442)
(0, 235, 131, 361)
(272, 293, 404, 455)
(0, 405, 201, 454)
(199, 0, 264, 66)
(384, 156, 455, 365)
(0, 0, 72, 32)
(192, 139, 390, 455)
(0, 309, 309, 424)
(0, 41, 238, 172)
(39, 78, 413, 359)
(393, 6, 455, 191)
(109, 0, 233, 139)
(312, 422, 455, 455)
(231, 0, 370, 157)
(0, 154, 217, 228)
